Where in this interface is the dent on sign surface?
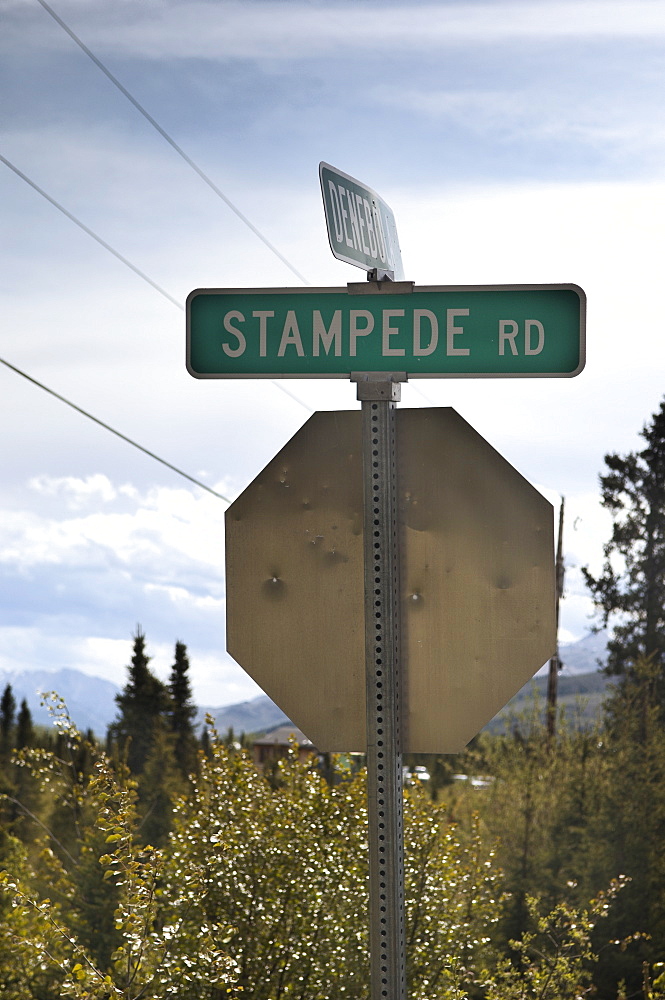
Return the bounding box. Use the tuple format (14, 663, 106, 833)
(225, 408, 555, 753)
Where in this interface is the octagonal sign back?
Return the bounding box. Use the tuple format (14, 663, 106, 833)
(225, 408, 555, 753)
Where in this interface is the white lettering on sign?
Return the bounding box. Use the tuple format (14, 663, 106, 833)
(364, 198, 378, 257)
(222, 310, 246, 357)
(499, 319, 545, 356)
(346, 191, 361, 250)
(499, 320, 519, 356)
(338, 185, 353, 248)
(413, 309, 438, 356)
(312, 310, 342, 356)
(253, 310, 274, 357)
(382, 310, 405, 357)
(278, 311, 305, 357)
(525, 320, 544, 355)
(216, 306, 552, 364)
(446, 309, 470, 356)
(349, 310, 374, 356)
(326, 180, 396, 268)
(356, 194, 370, 254)
(327, 182, 343, 243)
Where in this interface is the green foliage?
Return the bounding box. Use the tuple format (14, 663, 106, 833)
(589, 656, 665, 994)
(0, 684, 17, 760)
(108, 631, 186, 846)
(0, 681, 654, 999)
(15, 701, 34, 752)
(477, 676, 665, 999)
(164, 731, 370, 998)
(0, 708, 519, 1000)
(167, 641, 198, 781)
(109, 628, 171, 775)
(404, 790, 501, 996)
(482, 882, 626, 1000)
(0, 697, 239, 999)
(583, 397, 665, 682)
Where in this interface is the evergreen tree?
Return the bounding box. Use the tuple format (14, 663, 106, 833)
(168, 640, 198, 779)
(585, 656, 665, 997)
(0, 684, 16, 759)
(139, 720, 186, 847)
(109, 628, 170, 775)
(10, 700, 37, 843)
(584, 397, 665, 686)
(15, 700, 33, 750)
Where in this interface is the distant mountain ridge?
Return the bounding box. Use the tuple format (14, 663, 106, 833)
(0, 668, 120, 737)
(0, 631, 609, 738)
(197, 695, 289, 736)
(559, 630, 608, 674)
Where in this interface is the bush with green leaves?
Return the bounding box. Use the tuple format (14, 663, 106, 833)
(160, 725, 504, 999)
(0, 698, 238, 999)
(0, 700, 634, 999)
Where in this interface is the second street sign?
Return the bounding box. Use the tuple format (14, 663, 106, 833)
(319, 162, 405, 280)
(186, 283, 586, 379)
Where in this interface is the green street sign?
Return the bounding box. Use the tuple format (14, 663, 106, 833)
(186, 283, 585, 379)
(319, 162, 404, 280)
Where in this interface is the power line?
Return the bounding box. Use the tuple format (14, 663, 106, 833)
(34, 0, 310, 287)
(2, 12, 318, 478)
(0, 153, 182, 310)
(1, 153, 314, 417)
(0, 356, 232, 504)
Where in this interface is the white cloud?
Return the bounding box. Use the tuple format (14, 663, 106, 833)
(0, 480, 227, 580)
(13, 1, 665, 62)
(29, 473, 117, 508)
(143, 582, 225, 612)
(370, 85, 665, 165)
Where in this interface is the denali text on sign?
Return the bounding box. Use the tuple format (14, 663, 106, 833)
(186, 284, 586, 378)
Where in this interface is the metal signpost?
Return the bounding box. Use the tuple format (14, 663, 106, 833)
(356, 372, 407, 1000)
(188, 163, 586, 1000)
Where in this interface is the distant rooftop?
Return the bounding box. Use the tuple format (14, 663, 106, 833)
(253, 725, 314, 748)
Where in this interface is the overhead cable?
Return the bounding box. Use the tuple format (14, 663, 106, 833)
(0, 357, 232, 504)
(0, 153, 182, 309)
(1, 154, 314, 416)
(34, 0, 310, 286)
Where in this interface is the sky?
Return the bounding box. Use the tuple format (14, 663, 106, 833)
(2, 0, 665, 709)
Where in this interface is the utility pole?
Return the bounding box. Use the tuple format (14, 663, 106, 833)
(546, 497, 565, 741)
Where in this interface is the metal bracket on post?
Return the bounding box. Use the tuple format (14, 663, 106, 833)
(352, 372, 408, 402)
(348, 281, 415, 297)
(352, 371, 407, 1000)
(367, 267, 394, 282)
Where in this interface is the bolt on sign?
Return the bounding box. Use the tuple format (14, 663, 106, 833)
(187, 283, 585, 379)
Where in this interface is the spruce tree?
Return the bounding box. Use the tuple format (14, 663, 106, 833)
(584, 397, 665, 688)
(109, 628, 171, 775)
(168, 641, 198, 779)
(15, 699, 33, 750)
(0, 684, 16, 759)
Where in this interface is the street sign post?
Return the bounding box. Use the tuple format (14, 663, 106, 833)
(187, 283, 585, 379)
(319, 162, 404, 280)
(190, 163, 584, 1000)
(225, 402, 556, 1000)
